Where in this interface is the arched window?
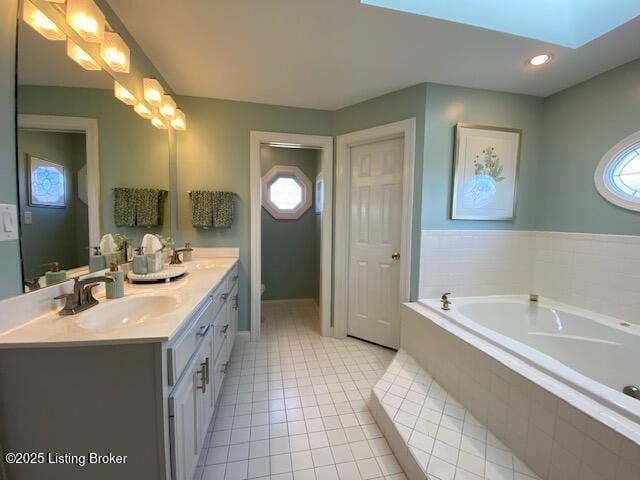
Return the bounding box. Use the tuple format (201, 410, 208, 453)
(595, 131, 640, 212)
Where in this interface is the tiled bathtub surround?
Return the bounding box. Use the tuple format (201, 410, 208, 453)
(401, 303, 640, 480)
(418, 230, 640, 324)
(369, 350, 541, 480)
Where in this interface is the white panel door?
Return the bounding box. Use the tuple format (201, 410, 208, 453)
(347, 137, 403, 349)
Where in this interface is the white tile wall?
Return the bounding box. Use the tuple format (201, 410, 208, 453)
(418, 230, 640, 324)
(400, 304, 640, 480)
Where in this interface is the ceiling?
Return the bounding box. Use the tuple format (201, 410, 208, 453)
(24, 0, 640, 110)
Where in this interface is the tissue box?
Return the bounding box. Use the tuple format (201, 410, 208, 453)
(146, 252, 163, 273)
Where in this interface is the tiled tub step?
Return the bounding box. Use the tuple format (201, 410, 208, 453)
(369, 350, 541, 480)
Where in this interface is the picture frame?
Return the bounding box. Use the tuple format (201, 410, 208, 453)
(28, 154, 66, 208)
(451, 123, 522, 220)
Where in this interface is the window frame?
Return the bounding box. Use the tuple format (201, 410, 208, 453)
(261, 165, 312, 220)
(594, 130, 640, 212)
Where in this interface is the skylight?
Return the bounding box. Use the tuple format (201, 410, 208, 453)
(361, 0, 640, 48)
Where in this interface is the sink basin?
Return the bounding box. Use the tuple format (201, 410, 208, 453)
(76, 294, 181, 331)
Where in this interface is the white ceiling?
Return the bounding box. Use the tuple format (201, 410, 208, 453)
(26, 0, 640, 110)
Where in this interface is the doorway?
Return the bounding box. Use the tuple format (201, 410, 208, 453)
(249, 132, 333, 341)
(334, 119, 416, 349)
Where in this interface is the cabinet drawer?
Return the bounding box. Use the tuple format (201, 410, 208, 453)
(168, 297, 218, 386)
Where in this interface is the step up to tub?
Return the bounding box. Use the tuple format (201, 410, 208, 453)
(369, 350, 541, 480)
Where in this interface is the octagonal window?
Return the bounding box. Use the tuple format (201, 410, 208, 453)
(262, 165, 312, 220)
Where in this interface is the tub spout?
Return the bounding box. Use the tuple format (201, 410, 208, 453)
(623, 385, 640, 400)
(529, 293, 539, 302)
(441, 292, 452, 310)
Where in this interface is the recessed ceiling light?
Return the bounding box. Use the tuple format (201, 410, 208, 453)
(527, 53, 553, 67)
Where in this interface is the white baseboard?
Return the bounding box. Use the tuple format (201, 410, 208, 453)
(261, 298, 316, 306)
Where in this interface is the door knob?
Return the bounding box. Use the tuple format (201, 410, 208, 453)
(391, 252, 400, 260)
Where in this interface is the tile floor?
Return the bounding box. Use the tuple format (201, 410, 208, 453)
(372, 351, 541, 480)
(193, 301, 403, 480)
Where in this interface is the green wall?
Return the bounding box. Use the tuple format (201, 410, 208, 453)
(260, 146, 320, 301)
(17, 130, 88, 279)
(333, 84, 427, 301)
(18, 85, 171, 244)
(539, 58, 640, 234)
(174, 95, 332, 330)
(422, 83, 545, 230)
(0, 0, 22, 300)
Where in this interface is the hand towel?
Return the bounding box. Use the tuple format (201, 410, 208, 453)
(212, 191, 235, 228)
(191, 190, 213, 228)
(113, 188, 136, 227)
(136, 188, 164, 227)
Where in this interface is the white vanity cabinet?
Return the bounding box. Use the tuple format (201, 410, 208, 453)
(167, 263, 238, 480)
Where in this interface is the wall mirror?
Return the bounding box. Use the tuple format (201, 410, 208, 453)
(15, 0, 172, 294)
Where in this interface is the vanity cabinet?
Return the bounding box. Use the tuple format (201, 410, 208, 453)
(167, 264, 238, 480)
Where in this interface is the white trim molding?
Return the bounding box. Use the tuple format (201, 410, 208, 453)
(18, 114, 100, 245)
(595, 129, 640, 212)
(261, 165, 312, 220)
(250, 131, 333, 342)
(333, 118, 416, 339)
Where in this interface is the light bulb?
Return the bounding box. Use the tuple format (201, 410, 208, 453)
(114, 81, 136, 105)
(160, 95, 176, 118)
(66, 0, 105, 43)
(151, 117, 167, 129)
(143, 78, 164, 107)
(101, 32, 130, 73)
(67, 39, 101, 70)
(171, 109, 186, 131)
(527, 54, 552, 67)
(23, 0, 66, 41)
(134, 103, 153, 119)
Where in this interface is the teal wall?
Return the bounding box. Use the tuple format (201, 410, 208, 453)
(0, 0, 22, 300)
(422, 83, 545, 231)
(260, 146, 320, 301)
(17, 130, 88, 279)
(174, 95, 332, 330)
(333, 84, 427, 301)
(18, 85, 171, 244)
(539, 58, 640, 234)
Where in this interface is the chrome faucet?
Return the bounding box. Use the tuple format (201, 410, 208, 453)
(170, 247, 194, 265)
(54, 276, 114, 316)
(440, 292, 452, 310)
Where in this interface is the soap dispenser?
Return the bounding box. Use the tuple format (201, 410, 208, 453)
(183, 242, 193, 262)
(43, 262, 67, 285)
(105, 262, 124, 299)
(89, 246, 106, 272)
(133, 247, 148, 275)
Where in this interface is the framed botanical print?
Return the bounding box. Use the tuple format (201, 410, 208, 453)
(451, 123, 522, 220)
(28, 155, 66, 208)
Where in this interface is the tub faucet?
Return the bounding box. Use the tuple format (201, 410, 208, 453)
(54, 276, 114, 316)
(440, 292, 452, 310)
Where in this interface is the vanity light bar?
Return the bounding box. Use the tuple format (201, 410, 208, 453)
(151, 117, 167, 129)
(23, 0, 66, 41)
(143, 78, 164, 107)
(101, 32, 130, 73)
(66, 0, 105, 43)
(134, 103, 154, 119)
(66, 39, 101, 70)
(160, 95, 176, 118)
(171, 108, 187, 131)
(114, 81, 136, 105)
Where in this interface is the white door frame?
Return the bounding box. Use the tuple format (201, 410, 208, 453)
(333, 118, 416, 340)
(17, 114, 100, 246)
(250, 131, 333, 342)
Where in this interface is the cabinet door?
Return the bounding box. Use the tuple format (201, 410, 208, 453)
(169, 368, 200, 480)
(226, 283, 238, 361)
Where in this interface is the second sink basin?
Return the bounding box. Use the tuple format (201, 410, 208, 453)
(76, 294, 181, 331)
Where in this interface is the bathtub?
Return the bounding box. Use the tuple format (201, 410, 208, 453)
(418, 295, 640, 425)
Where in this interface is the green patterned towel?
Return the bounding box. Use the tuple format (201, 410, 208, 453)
(114, 188, 136, 227)
(191, 190, 213, 227)
(212, 191, 235, 228)
(136, 188, 165, 227)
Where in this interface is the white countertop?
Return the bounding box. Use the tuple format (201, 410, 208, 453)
(0, 257, 238, 349)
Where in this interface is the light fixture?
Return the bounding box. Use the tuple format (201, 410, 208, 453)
(66, 0, 105, 43)
(114, 81, 136, 105)
(151, 117, 167, 129)
(100, 32, 130, 73)
(160, 95, 176, 118)
(527, 53, 553, 67)
(67, 39, 101, 70)
(171, 108, 187, 131)
(45, 0, 66, 3)
(134, 103, 153, 119)
(22, 0, 66, 41)
(143, 78, 164, 107)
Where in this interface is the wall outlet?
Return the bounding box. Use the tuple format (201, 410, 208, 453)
(0, 204, 19, 241)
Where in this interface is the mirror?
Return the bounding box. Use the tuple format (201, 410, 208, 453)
(16, 0, 171, 293)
